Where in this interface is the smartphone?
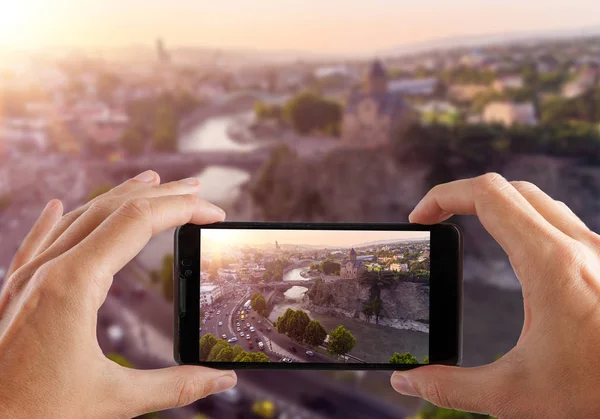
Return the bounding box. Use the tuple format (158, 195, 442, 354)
(174, 222, 462, 370)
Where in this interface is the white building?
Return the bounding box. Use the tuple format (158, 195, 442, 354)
(199, 282, 233, 307)
(482, 102, 537, 126)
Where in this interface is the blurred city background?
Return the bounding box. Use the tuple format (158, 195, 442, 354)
(1, 1, 600, 418)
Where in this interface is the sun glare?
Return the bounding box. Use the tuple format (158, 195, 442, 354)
(0, 2, 39, 47)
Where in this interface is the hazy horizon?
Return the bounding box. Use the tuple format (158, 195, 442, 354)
(2, 1, 599, 54)
(201, 229, 429, 248)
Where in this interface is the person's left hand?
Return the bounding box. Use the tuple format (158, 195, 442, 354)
(0, 171, 237, 418)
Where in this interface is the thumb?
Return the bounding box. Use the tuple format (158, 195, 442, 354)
(391, 364, 506, 414)
(123, 365, 237, 416)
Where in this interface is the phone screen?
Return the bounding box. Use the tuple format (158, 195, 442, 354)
(199, 228, 430, 365)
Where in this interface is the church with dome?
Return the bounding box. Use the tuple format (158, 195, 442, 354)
(340, 248, 366, 280)
(342, 59, 416, 148)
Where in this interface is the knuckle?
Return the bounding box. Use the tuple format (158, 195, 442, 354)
(30, 261, 71, 301)
(3, 266, 33, 299)
(473, 172, 508, 199)
(88, 198, 119, 217)
(117, 198, 153, 221)
(555, 238, 588, 270)
(174, 376, 207, 407)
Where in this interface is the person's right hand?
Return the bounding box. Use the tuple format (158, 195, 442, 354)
(391, 173, 600, 418)
(0, 171, 236, 419)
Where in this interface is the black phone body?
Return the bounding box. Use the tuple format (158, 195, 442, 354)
(175, 222, 462, 370)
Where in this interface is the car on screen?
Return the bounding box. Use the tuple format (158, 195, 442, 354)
(227, 337, 238, 343)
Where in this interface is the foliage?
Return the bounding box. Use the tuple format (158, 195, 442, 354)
(389, 352, 419, 364)
(262, 258, 290, 282)
(214, 346, 236, 362)
(124, 91, 204, 153)
(276, 308, 296, 335)
(327, 325, 357, 357)
(440, 66, 495, 85)
(87, 184, 113, 202)
(160, 254, 174, 301)
(282, 91, 342, 136)
(152, 103, 178, 152)
(200, 333, 219, 361)
(251, 292, 268, 317)
(254, 100, 283, 121)
(201, 333, 270, 363)
(411, 403, 495, 419)
(106, 353, 134, 368)
(206, 340, 230, 362)
(304, 319, 328, 347)
(287, 310, 311, 341)
(362, 297, 383, 323)
(319, 259, 341, 275)
(423, 355, 429, 364)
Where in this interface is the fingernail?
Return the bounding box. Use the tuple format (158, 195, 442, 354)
(181, 177, 200, 186)
(213, 375, 236, 394)
(210, 204, 226, 218)
(134, 170, 156, 182)
(46, 199, 60, 210)
(391, 374, 418, 397)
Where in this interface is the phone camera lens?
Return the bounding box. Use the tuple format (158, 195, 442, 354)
(184, 270, 192, 277)
(181, 260, 192, 267)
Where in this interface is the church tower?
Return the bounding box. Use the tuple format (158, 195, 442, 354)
(365, 59, 388, 95)
(349, 248, 357, 263)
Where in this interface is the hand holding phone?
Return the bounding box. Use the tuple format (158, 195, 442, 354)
(175, 222, 462, 369)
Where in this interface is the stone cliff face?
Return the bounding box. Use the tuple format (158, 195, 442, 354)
(303, 278, 430, 333)
(240, 147, 600, 291)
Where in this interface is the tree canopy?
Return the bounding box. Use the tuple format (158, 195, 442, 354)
(327, 325, 357, 357)
(389, 352, 419, 364)
(251, 292, 268, 317)
(282, 91, 342, 136)
(304, 319, 328, 347)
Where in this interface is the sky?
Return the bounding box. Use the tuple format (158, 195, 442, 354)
(201, 229, 429, 248)
(1, 0, 599, 53)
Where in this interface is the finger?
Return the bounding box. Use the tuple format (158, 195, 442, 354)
(391, 364, 508, 415)
(409, 173, 563, 270)
(121, 366, 236, 416)
(38, 177, 203, 264)
(34, 170, 159, 257)
(509, 181, 591, 241)
(6, 200, 63, 279)
(61, 194, 224, 305)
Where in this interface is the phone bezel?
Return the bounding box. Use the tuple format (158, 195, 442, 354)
(175, 222, 462, 370)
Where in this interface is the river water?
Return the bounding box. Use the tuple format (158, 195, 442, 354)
(282, 267, 306, 282)
(178, 112, 256, 204)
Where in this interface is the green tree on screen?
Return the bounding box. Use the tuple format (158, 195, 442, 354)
(287, 310, 310, 341)
(214, 346, 235, 362)
(199, 333, 218, 362)
(304, 319, 327, 347)
(327, 325, 356, 357)
(206, 340, 229, 362)
(389, 352, 419, 364)
(251, 293, 268, 316)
